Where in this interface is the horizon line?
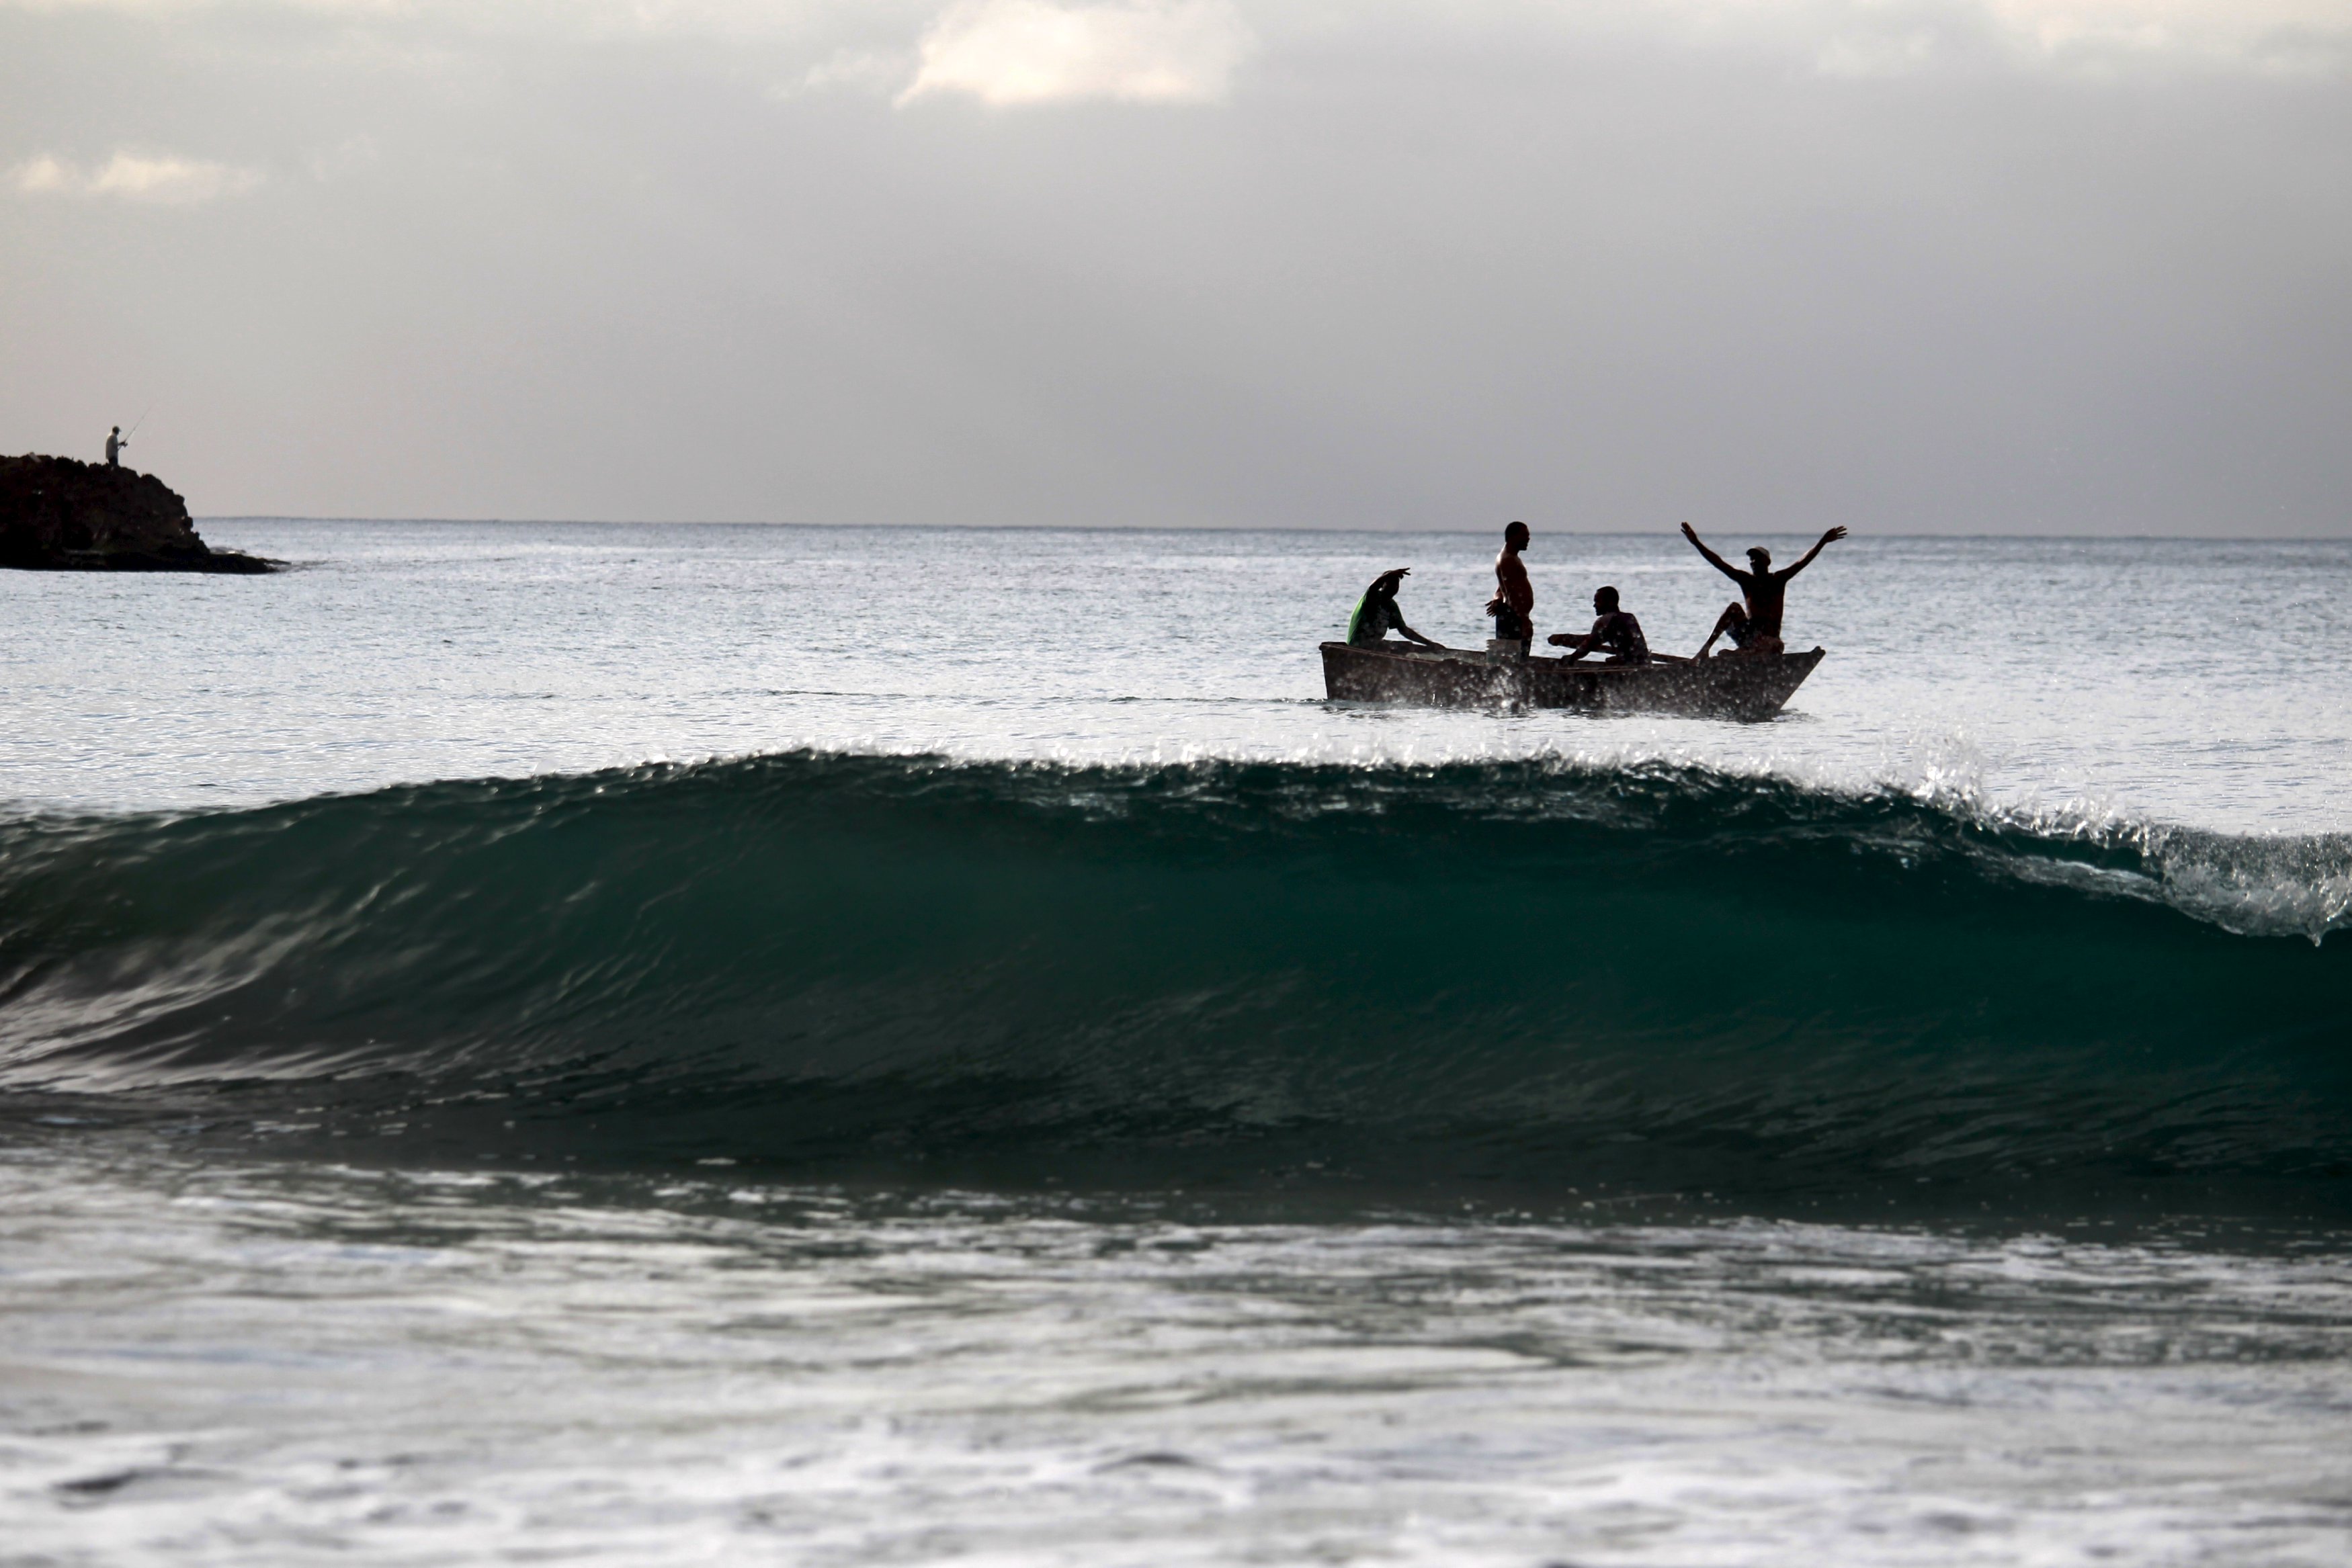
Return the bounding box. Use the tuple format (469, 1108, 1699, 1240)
(196, 515, 2352, 543)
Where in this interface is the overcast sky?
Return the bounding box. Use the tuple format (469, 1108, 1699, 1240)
(3, 0, 2347, 533)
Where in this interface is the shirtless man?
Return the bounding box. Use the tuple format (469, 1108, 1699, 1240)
(1683, 521, 1848, 658)
(1548, 586, 1649, 664)
(1486, 521, 1534, 654)
(1347, 568, 1444, 649)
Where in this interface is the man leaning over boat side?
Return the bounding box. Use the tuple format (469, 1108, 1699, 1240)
(1681, 521, 1847, 658)
(1347, 568, 1445, 650)
(1486, 521, 1534, 655)
(1548, 586, 1650, 664)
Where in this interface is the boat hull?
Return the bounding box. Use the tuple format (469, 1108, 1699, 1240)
(1319, 642, 1824, 721)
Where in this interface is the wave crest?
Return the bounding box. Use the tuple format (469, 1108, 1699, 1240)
(2, 752, 2347, 1201)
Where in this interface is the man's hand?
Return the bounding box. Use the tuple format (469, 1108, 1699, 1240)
(1680, 521, 1698, 542)
(1819, 525, 1848, 544)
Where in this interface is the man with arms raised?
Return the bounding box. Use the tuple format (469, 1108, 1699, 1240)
(1682, 521, 1848, 658)
(1486, 521, 1534, 655)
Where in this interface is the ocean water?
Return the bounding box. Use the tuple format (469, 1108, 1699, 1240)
(3, 522, 2349, 1565)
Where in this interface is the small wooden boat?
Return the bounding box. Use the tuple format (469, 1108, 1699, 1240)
(1320, 641, 1824, 721)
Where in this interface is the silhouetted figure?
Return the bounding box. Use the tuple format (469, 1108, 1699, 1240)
(1347, 568, 1444, 648)
(1548, 585, 1650, 664)
(1683, 521, 1847, 658)
(105, 427, 124, 469)
(1486, 521, 1534, 654)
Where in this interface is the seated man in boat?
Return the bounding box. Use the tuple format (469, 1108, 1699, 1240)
(1346, 568, 1445, 649)
(1681, 521, 1848, 658)
(1547, 586, 1650, 664)
(1486, 521, 1534, 654)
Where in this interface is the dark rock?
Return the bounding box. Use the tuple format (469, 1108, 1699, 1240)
(0, 454, 278, 574)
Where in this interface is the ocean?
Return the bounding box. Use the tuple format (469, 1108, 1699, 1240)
(3, 522, 2348, 1564)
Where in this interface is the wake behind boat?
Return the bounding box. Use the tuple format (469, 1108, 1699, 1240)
(1320, 640, 1824, 720)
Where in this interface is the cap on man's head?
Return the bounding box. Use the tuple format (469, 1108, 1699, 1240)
(1746, 546, 1771, 565)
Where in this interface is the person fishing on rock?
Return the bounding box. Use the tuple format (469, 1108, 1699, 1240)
(1682, 520, 1847, 658)
(1486, 521, 1534, 655)
(1548, 585, 1649, 664)
(106, 426, 125, 468)
(1347, 568, 1445, 649)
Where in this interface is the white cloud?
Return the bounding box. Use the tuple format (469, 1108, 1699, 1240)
(11, 150, 264, 203)
(900, 0, 1252, 106)
(11, 154, 76, 193)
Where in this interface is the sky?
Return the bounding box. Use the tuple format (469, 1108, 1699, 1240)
(3, 0, 2348, 533)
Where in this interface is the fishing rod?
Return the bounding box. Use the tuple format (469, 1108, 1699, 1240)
(124, 402, 155, 445)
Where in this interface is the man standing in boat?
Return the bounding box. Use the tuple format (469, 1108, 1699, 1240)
(1347, 568, 1445, 649)
(1487, 521, 1534, 655)
(1682, 521, 1847, 658)
(1548, 585, 1649, 664)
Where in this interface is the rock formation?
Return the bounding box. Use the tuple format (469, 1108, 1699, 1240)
(0, 455, 276, 573)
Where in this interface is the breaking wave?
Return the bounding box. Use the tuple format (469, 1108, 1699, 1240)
(1, 752, 2347, 1210)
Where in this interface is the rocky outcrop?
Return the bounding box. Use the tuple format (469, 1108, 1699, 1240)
(0, 454, 276, 573)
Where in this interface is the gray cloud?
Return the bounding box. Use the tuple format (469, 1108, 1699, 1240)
(1, 0, 2346, 532)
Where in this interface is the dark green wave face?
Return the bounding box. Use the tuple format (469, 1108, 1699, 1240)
(2, 752, 2347, 1216)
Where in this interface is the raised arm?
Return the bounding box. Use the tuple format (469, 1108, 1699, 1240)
(1778, 525, 1849, 579)
(1679, 521, 1742, 583)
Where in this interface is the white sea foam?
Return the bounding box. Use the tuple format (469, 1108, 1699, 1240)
(4, 1150, 2348, 1567)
